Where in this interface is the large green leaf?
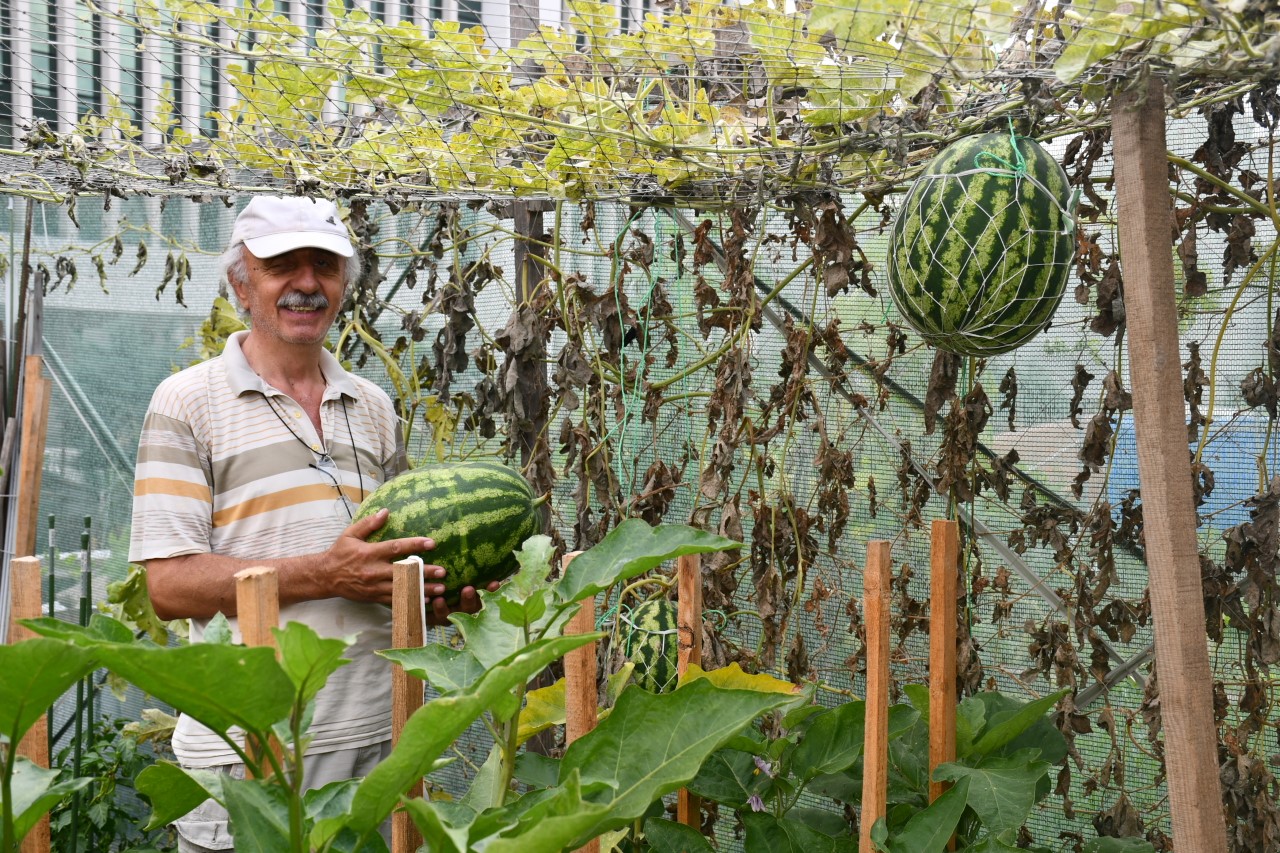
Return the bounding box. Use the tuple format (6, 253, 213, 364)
(318, 633, 596, 842)
(517, 677, 566, 745)
(22, 613, 133, 645)
(933, 752, 1050, 838)
(789, 807, 851, 838)
(553, 520, 739, 604)
(645, 817, 716, 853)
(451, 600, 561, 672)
(513, 753, 560, 789)
(94, 643, 296, 736)
(221, 774, 292, 852)
(687, 748, 762, 806)
(458, 679, 789, 852)
(557, 679, 794, 840)
(273, 621, 352, 707)
(968, 690, 1068, 758)
(135, 763, 225, 831)
(303, 779, 389, 853)
(879, 776, 970, 853)
(378, 644, 487, 694)
(493, 535, 555, 627)
(402, 799, 474, 853)
(5, 759, 92, 843)
(0, 638, 94, 745)
(741, 812, 856, 853)
(792, 700, 865, 780)
(471, 771, 613, 853)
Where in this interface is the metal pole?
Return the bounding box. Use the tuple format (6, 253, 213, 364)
(46, 513, 55, 762)
(68, 518, 91, 853)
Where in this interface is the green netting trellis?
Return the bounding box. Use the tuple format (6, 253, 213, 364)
(0, 1, 1278, 850)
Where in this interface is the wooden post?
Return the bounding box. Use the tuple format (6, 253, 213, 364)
(562, 552, 597, 744)
(861, 541, 892, 852)
(929, 520, 959, 805)
(15, 355, 51, 557)
(1112, 74, 1228, 853)
(562, 551, 599, 853)
(235, 567, 280, 779)
(676, 553, 702, 830)
(391, 558, 425, 853)
(10, 556, 51, 853)
(234, 567, 280, 649)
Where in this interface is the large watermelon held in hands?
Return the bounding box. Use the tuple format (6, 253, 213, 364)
(620, 599, 679, 693)
(886, 132, 1076, 357)
(353, 459, 543, 600)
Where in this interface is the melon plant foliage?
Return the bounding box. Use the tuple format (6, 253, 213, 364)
(886, 132, 1076, 358)
(9, 520, 801, 853)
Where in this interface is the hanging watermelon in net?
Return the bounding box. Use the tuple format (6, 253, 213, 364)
(886, 130, 1077, 358)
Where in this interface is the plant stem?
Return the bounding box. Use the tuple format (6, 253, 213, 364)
(2, 744, 16, 853)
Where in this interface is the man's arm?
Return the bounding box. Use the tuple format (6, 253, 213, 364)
(146, 508, 439, 619)
(145, 508, 479, 623)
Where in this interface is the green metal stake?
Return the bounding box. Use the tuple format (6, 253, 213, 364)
(46, 514, 55, 762)
(82, 517, 95, 853)
(68, 518, 92, 853)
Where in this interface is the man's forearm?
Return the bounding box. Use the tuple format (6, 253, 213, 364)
(145, 551, 335, 621)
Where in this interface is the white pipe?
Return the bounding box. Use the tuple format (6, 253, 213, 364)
(55, 0, 78, 131)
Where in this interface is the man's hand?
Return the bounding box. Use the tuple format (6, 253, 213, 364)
(329, 508, 447, 604)
(426, 581, 502, 626)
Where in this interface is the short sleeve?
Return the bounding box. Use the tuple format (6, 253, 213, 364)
(128, 380, 215, 563)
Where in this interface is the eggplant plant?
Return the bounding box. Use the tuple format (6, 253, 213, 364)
(10, 520, 798, 852)
(685, 683, 1159, 853)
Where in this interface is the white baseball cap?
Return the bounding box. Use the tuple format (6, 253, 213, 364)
(231, 196, 355, 259)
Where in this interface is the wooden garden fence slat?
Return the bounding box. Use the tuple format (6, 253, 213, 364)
(676, 553, 702, 830)
(1112, 74, 1227, 853)
(562, 551, 600, 853)
(234, 566, 281, 779)
(929, 519, 958, 806)
(861, 540, 892, 852)
(10, 555, 51, 853)
(15, 355, 51, 558)
(391, 557, 425, 853)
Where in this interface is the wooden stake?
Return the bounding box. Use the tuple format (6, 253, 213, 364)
(929, 520, 959, 805)
(676, 553, 702, 830)
(562, 552, 597, 744)
(234, 567, 280, 649)
(861, 541, 892, 852)
(561, 551, 599, 853)
(234, 567, 280, 779)
(391, 558, 425, 853)
(10, 556, 50, 853)
(1112, 74, 1228, 853)
(15, 356, 51, 558)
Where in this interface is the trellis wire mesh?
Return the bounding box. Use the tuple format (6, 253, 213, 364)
(0, 0, 1277, 850)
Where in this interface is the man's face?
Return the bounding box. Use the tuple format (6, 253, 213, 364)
(233, 246, 346, 346)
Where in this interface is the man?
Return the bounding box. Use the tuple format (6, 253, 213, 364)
(130, 196, 487, 852)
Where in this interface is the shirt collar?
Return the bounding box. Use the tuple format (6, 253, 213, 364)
(223, 330, 359, 401)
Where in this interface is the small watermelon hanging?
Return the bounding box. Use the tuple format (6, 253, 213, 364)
(886, 131, 1076, 357)
(619, 599, 679, 693)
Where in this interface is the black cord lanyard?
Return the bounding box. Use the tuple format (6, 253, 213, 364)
(264, 393, 366, 505)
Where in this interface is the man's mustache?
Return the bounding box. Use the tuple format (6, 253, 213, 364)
(277, 292, 330, 310)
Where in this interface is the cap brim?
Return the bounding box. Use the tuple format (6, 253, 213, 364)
(243, 231, 355, 258)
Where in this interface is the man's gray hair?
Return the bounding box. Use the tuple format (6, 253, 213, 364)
(218, 243, 363, 298)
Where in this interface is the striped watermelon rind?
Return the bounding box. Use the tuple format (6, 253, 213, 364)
(353, 459, 542, 600)
(620, 599, 679, 693)
(886, 132, 1076, 357)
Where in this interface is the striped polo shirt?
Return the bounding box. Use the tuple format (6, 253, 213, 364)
(130, 330, 406, 767)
